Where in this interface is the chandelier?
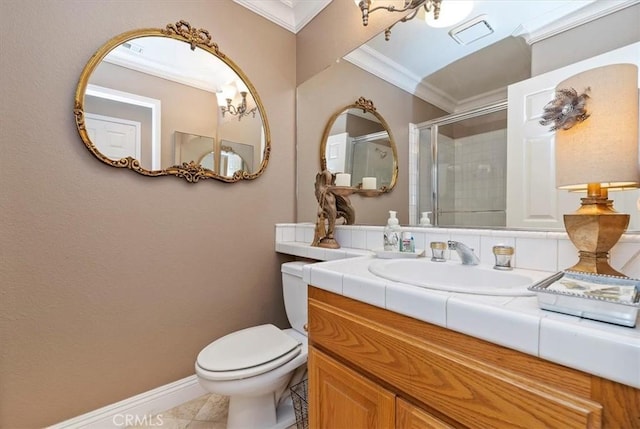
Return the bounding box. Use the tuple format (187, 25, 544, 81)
(356, 0, 442, 40)
(216, 80, 257, 120)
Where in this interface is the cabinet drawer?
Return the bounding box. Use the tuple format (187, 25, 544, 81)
(309, 291, 602, 429)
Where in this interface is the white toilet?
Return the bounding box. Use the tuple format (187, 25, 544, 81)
(195, 261, 309, 429)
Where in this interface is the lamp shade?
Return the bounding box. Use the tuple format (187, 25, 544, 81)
(555, 64, 639, 191)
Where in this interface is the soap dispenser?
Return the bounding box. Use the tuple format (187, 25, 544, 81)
(384, 211, 401, 252)
(419, 211, 432, 227)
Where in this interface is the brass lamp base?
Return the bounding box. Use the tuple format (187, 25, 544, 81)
(563, 185, 629, 277)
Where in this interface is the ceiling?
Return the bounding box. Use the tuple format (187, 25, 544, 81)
(235, 0, 638, 112)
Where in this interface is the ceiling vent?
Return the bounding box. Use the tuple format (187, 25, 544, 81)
(449, 15, 494, 45)
(122, 41, 143, 54)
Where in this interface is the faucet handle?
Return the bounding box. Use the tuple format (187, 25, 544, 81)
(493, 245, 514, 270)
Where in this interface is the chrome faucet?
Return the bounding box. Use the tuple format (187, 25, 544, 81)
(447, 241, 480, 265)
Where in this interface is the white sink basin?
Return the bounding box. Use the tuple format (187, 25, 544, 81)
(368, 259, 539, 296)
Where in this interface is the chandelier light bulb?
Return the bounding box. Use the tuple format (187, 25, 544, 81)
(425, 0, 473, 28)
(221, 84, 236, 100)
(218, 81, 258, 121)
(215, 91, 227, 107)
(235, 79, 249, 94)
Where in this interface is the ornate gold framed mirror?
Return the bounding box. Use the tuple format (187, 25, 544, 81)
(320, 97, 398, 195)
(74, 20, 270, 183)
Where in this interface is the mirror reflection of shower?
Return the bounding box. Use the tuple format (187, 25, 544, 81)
(175, 131, 253, 177)
(351, 131, 394, 189)
(411, 101, 508, 228)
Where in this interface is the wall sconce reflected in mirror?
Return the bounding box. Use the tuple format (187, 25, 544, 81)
(375, 147, 388, 159)
(356, 0, 441, 26)
(356, 0, 441, 40)
(216, 80, 257, 121)
(355, 0, 473, 40)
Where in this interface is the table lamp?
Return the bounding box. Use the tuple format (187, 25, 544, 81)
(549, 63, 639, 277)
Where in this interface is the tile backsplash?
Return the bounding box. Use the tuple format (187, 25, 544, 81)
(275, 223, 640, 277)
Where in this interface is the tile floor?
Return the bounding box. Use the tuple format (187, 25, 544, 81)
(127, 393, 299, 429)
(128, 393, 228, 429)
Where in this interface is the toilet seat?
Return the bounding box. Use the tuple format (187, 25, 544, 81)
(196, 324, 302, 381)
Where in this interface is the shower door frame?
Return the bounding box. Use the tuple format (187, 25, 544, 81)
(409, 100, 507, 226)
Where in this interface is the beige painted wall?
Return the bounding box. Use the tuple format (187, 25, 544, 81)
(296, 0, 412, 86)
(0, 1, 295, 427)
(296, 60, 446, 225)
(531, 4, 640, 75)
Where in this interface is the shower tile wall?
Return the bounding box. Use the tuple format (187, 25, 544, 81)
(418, 125, 508, 228)
(453, 128, 507, 227)
(352, 140, 394, 189)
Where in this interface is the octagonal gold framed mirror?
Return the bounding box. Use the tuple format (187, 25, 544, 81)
(74, 20, 270, 183)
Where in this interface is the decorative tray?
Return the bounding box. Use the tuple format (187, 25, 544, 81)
(527, 271, 640, 327)
(373, 248, 425, 259)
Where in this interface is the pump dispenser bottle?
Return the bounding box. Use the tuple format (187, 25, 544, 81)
(383, 211, 401, 251)
(420, 211, 432, 227)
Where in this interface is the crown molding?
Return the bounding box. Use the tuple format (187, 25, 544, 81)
(344, 45, 457, 113)
(345, 44, 508, 113)
(103, 49, 217, 93)
(514, 0, 640, 45)
(233, 0, 332, 33)
(454, 88, 507, 113)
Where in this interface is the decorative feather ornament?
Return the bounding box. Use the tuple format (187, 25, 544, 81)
(540, 87, 590, 131)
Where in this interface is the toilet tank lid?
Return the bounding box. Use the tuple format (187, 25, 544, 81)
(197, 324, 301, 372)
(281, 261, 309, 276)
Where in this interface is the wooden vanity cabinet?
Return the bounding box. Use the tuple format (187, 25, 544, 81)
(308, 287, 640, 429)
(309, 347, 395, 428)
(396, 397, 456, 429)
(309, 347, 453, 429)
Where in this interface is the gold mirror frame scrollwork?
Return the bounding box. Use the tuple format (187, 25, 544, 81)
(320, 97, 398, 194)
(73, 20, 271, 183)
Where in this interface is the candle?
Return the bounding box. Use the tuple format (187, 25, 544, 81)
(335, 173, 351, 187)
(362, 177, 377, 190)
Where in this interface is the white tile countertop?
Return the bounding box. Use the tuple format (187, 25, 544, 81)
(275, 223, 640, 389)
(301, 255, 640, 390)
(275, 223, 640, 275)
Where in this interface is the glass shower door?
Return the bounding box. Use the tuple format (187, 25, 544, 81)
(414, 103, 508, 228)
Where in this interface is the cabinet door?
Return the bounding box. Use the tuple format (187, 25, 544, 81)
(396, 398, 455, 429)
(308, 346, 395, 429)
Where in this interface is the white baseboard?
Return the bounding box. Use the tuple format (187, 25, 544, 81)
(48, 375, 207, 429)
